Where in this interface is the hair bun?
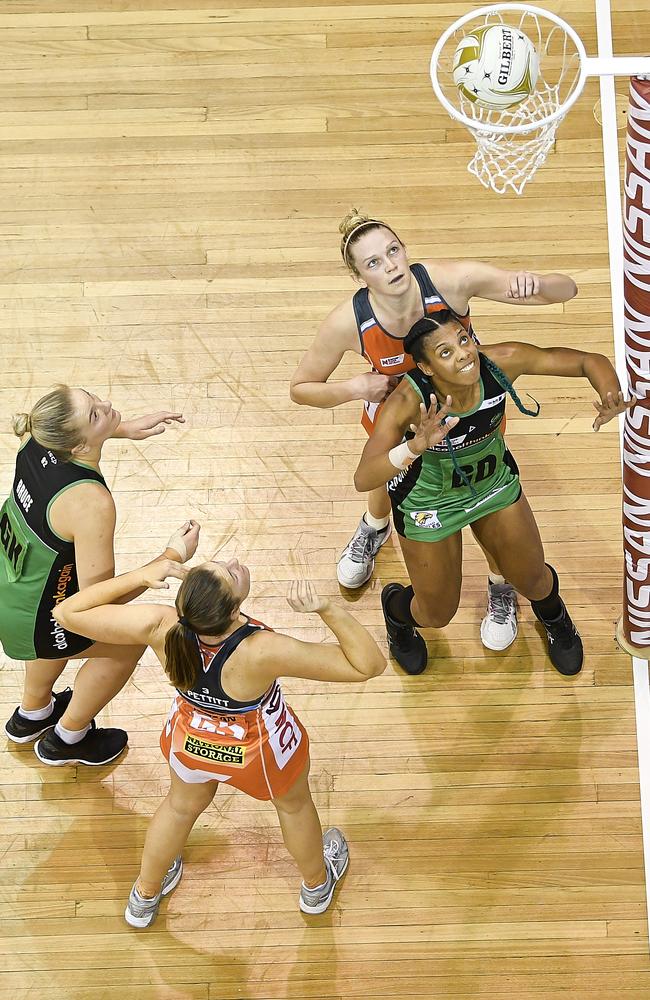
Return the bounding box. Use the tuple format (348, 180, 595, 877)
(11, 412, 31, 437)
(338, 207, 368, 238)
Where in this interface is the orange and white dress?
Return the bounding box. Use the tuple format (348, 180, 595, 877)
(160, 617, 308, 801)
(353, 262, 476, 434)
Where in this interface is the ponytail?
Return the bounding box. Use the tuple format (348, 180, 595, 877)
(163, 622, 202, 691)
(164, 567, 240, 690)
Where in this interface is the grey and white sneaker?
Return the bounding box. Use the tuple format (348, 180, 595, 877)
(299, 828, 349, 915)
(480, 579, 518, 651)
(124, 856, 183, 929)
(337, 516, 391, 588)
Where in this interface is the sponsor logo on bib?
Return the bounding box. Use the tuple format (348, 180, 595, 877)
(380, 354, 405, 367)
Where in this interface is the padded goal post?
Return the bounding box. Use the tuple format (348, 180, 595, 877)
(622, 78, 650, 652)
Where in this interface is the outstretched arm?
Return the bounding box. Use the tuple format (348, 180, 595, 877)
(354, 379, 458, 492)
(437, 259, 578, 307)
(483, 342, 636, 430)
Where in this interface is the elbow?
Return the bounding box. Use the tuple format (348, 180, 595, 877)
(52, 603, 69, 629)
(353, 468, 373, 493)
(289, 382, 306, 405)
(371, 654, 388, 678)
(356, 653, 387, 681)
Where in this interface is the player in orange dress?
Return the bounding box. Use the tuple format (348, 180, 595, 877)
(290, 208, 578, 652)
(53, 543, 385, 927)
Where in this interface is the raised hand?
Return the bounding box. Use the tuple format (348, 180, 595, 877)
(115, 411, 185, 441)
(140, 558, 188, 590)
(286, 579, 329, 614)
(409, 394, 459, 454)
(592, 390, 637, 431)
(354, 372, 401, 403)
(506, 271, 540, 300)
(166, 520, 200, 562)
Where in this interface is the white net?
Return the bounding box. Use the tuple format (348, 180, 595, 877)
(431, 6, 586, 195)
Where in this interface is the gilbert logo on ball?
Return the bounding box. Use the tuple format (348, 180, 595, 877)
(452, 24, 539, 109)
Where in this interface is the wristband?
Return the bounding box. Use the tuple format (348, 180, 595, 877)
(166, 529, 188, 562)
(388, 442, 418, 471)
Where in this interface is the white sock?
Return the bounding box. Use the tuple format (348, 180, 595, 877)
(18, 698, 54, 721)
(364, 512, 390, 531)
(488, 573, 506, 586)
(303, 863, 332, 893)
(55, 722, 91, 745)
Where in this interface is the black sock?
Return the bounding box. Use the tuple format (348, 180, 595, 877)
(531, 564, 564, 622)
(387, 585, 421, 627)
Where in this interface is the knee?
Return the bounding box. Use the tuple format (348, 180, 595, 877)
(414, 602, 458, 629)
(272, 771, 312, 816)
(167, 792, 208, 825)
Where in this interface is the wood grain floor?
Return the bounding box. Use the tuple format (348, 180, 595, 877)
(0, 1, 648, 998)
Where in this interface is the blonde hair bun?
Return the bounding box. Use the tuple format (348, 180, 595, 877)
(338, 207, 370, 239)
(11, 412, 31, 437)
(10, 385, 80, 460)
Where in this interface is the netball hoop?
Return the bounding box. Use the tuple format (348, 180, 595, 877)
(430, 3, 650, 194)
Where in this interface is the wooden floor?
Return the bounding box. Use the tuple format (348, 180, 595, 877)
(1, 1, 649, 997)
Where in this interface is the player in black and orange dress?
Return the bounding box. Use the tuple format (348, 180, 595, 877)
(52, 549, 385, 927)
(290, 208, 578, 651)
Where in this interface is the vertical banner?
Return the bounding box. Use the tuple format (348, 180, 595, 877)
(623, 78, 650, 651)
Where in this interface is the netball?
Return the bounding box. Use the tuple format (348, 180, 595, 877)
(452, 23, 539, 109)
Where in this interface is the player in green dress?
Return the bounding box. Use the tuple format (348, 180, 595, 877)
(354, 312, 635, 675)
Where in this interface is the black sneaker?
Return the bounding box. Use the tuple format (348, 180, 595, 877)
(5, 688, 73, 744)
(34, 720, 128, 766)
(533, 602, 583, 676)
(381, 583, 428, 675)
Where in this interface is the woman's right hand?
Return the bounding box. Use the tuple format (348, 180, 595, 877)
(287, 580, 329, 614)
(166, 520, 200, 562)
(353, 372, 400, 403)
(409, 394, 459, 454)
(140, 559, 188, 590)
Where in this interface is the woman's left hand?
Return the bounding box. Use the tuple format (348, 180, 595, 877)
(115, 411, 185, 440)
(592, 390, 637, 431)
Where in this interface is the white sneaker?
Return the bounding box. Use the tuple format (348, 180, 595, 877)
(480, 580, 518, 651)
(299, 828, 349, 914)
(337, 517, 392, 588)
(124, 856, 183, 929)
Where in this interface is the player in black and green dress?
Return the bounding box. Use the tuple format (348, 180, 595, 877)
(0, 384, 196, 765)
(354, 312, 635, 675)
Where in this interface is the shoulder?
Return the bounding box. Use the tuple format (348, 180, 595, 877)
(402, 367, 430, 399)
(51, 480, 116, 538)
(153, 606, 181, 644)
(57, 479, 114, 514)
(480, 342, 535, 381)
(481, 342, 520, 364)
(372, 375, 422, 433)
(317, 298, 360, 351)
(229, 626, 293, 683)
(419, 258, 471, 305)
